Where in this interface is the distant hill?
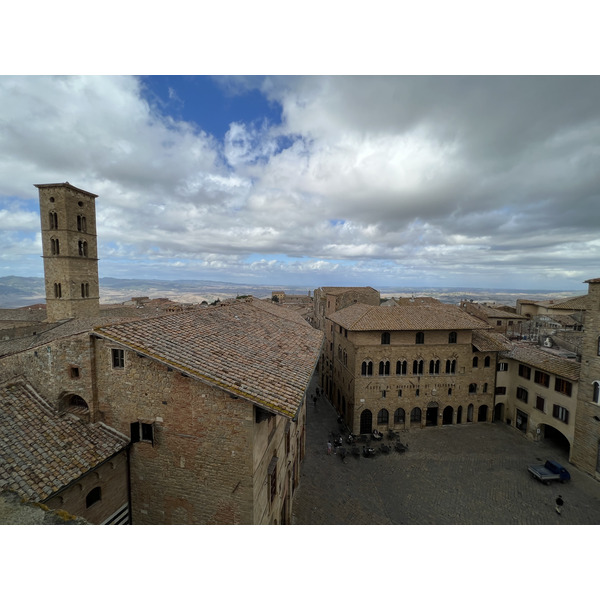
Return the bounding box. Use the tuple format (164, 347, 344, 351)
(0, 276, 583, 309)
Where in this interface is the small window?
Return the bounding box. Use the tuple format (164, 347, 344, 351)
(54, 282, 62, 298)
(497, 362, 508, 372)
(593, 381, 600, 404)
(85, 486, 101, 508)
(534, 370, 550, 387)
(495, 386, 506, 395)
(554, 378, 572, 397)
(70, 366, 80, 379)
(516, 387, 529, 403)
(415, 332, 424, 345)
(472, 357, 479, 368)
(448, 331, 457, 344)
(130, 421, 154, 443)
(535, 396, 545, 412)
(469, 383, 477, 394)
(112, 348, 125, 369)
(552, 404, 569, 424)
(519, 364, 531, 379)
(381, 332, 390, 345)
(484, 356, 491, 368)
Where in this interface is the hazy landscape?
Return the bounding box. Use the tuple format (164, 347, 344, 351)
(0, 276, 584, 310)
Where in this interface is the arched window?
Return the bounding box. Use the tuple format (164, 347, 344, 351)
(484, 356, 491, 367)
(78, 240, 88, 257)
(77, 214, 87, 232)
(338, 345, 342, 360)
(445, 359, 456, 374)
(54, 282, 62, 298)
(377, 408, 389, 425)
(361, 361, 373, 376)
(381, 332, 390, 345)
(51, 238, 60, 255)
(416, 332, 425, 344)
(448, 331, 457, 344)
(412, 359, 423, 375)
(49, 211, 58, 229)
(428, 359, 440, 374)
(448, 387, 452, 396)
(394, 408, 405, 423)
(469, 383, 477, 394)
(410, 407, 421, 423)
(379, 360, 390, 376)
(472, 357, 479, 368)
(398, 389, 403, 397)
(396, 360, 407, 375)
(593, 381, 600, 404)
(85, 486, 101, 508)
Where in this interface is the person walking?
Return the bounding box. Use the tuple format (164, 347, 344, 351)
(555, 495, 564, 515)
(327, 441, 332, 455)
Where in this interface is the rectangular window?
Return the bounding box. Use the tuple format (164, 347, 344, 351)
(554, 378, 572, 397)
(516, 387, 529, 403)
(70, 366, 80, 379)
(552, 404, 569, 424)
(130, 421, 154, 443)
(534, 370, 550, 387)
(535, 396, 545, 412)
(497, 362, 508, 372)
(111, 348, 125, 369)
(495, 387, 506, 395)
(518, 364, 531, 379)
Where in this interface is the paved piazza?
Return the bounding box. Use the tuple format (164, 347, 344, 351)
(292, 385, 600, 525)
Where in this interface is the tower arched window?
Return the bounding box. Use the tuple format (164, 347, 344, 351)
(51, 238, 60, 255)
(78, 240, 88, 257)
(54, 282, 62, 298)
(77, 214, 87, 232)
(49, 211, 58, 229)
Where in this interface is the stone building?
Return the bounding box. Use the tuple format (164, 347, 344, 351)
(0, 182, 323, 524)
(495, 342, 580, 457)
(324, 299, 502, 434)
(0, 378, 129, 524)
(459, 300, 527, 337)
(571, 278, 600, 478)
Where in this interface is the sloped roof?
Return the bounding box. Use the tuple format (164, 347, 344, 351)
(472, 330, 513, 352)
(94, 298, 324, 418)
(329, 302, 490, 331)
(473, 304, 527, 320)
(500, 342, 580, 381)
(318, 286, 379, 295)
(519, 296, 588, 310)
(0, 380, 128, 503)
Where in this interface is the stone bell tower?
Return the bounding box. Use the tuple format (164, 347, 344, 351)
(35, 182, 100, 322)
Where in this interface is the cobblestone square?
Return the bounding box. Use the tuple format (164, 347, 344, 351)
(292, 387, 600, 525)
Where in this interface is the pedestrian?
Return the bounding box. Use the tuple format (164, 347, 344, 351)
(327, 441, 332, 455)
(555, 495, 564, 515)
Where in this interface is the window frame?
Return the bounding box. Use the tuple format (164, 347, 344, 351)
(111, 348, 125, 369)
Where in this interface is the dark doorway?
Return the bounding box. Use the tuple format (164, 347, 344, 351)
(457, 406, 463, 424)
(410, 407, 422, 427)
(360, 409, 373, 435)
(543, 424, 571, 457)
(494, 402, 504, 422)
(467, 404, 474, 423)
(426, 406, 438, 426)
(478, 405, 488, 422)
(442, 406, 453, 425)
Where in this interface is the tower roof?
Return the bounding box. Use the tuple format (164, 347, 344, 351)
(34, 182, 98, 198)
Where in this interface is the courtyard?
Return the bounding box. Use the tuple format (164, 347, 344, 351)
(292, 390, 600, 525)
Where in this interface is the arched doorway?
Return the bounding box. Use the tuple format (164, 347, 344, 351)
(410, 407, 421, 427)
(360, 409, 373, 435)
(442, 406, 453, 425)
(426, 402, 439, 426)
(494, 402, 504, 422)
(542, 424, 571, 458)
(478, 405, 488, 422)
(457, 406, 463, 424)
(467, 404, 474, 422)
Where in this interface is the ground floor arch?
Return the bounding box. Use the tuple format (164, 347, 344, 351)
(478, 405, 488, 422)
(442, 406, 453, 425)
(540, 424, 571, 456)
(360, 409, 373, 435)
(494, 402, 505, 422)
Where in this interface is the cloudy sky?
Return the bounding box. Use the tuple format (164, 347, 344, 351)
(1, 74, 599, 291)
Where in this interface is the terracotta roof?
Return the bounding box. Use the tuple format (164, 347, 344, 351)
(329, 302, 491, 332)
(0, 380, 128, 503)
(500, 342, 580, 381)
(318, 286, 379, 295)
(472, 304, 527, 320)
(472, 331, 513, 352)
(94, 298, 323, 418)
(519, 296, 588, 310)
